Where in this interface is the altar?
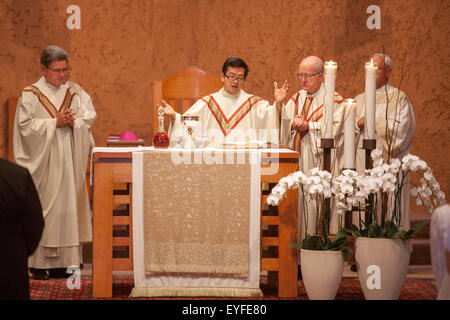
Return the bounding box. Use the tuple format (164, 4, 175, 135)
(91, 147, 299, 298)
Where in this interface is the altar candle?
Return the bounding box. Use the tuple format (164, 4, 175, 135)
(324, 60, 337, 139)
(365, 59, 378, 139)
(344, 99, 356, 169)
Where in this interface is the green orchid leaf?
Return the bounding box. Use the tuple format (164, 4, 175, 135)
(331, 238, 347, 249)
(404, 229, 415, 239)
(295, 231, 351, 253)
(342, 245, 353, 255)
(410, 220, 429, 231)
(343, 225, 361, 237)
(392, 230, 407, 239)
(302, 235, 323, 250)
(385, 220, 398, 238)
(289, 242, 302, 249)
(369, 223, 381, 238)
(334, 229, 347, 241)
(301, 237, 310, 249)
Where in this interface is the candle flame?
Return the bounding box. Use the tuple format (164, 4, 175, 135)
(345, 98, 355, 104)
(365, 58, 378, 69)
(325, 60, 337, 68)
(344, 99, 355, 113)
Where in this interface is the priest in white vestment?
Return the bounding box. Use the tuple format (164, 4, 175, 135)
(354, 53, 416, 230)
(13, 45, 96, 279)
(162, 57, 288, 148)
(280, 56, 345, 240)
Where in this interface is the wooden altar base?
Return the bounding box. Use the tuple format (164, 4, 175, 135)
(92, 150, 298, 298)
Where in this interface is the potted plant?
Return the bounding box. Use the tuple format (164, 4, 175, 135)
(341, 150, 446, 299)
(267, 168, 351, 300)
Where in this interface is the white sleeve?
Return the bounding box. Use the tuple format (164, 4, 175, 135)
(280, 99, 296, 146)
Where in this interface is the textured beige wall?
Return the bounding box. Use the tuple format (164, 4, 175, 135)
(1, 0, 449, 199)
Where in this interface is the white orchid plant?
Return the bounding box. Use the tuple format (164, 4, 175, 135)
(343, 150, 446, 239)
(267, 150, 446, 250)
(267, 167, 351, 256)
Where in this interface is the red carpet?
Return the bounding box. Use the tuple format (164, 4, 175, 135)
(29, 277, 437, 300)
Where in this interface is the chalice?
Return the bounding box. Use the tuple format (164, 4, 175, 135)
(180, 115, 199, 149)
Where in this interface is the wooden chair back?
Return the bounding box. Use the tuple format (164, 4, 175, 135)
(153, 66, 222, 135)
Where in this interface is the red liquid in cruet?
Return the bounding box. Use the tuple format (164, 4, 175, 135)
(153, 132, 170, 149)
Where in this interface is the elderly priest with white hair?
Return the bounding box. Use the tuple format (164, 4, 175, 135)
(280, 55, 345, 238)
(354, 53, 416, 230)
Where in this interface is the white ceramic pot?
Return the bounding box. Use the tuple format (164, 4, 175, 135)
(355, 237, 411, 300)
(300, 249, 344, 300)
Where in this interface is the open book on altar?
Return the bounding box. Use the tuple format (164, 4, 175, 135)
(221, 141, 284, 149)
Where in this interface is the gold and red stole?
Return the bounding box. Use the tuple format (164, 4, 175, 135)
(23, 85, 77, 118)
(291, 92, 344, 152)
(201, 94, 263, 136)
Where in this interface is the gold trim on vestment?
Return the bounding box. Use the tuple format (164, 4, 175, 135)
(44, 247, 60, 258)
(23, 85, 77, 118)
(203, 95, 262, 136)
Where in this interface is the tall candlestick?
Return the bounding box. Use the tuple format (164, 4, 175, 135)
(323, 60, 337, 139)
(344, 99, 356, 169)
(365, 59, 378, 139)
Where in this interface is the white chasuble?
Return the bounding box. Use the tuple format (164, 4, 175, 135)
(354, 84, 416, 230)
(168, 88, 279, 148)
(13, 77, 95, 268)
(281, 84, 345, 238)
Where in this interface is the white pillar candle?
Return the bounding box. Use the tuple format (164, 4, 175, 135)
(344, 99, 356, 169)
(323, 60, 337, 139)
(365, 59, 378, 139)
